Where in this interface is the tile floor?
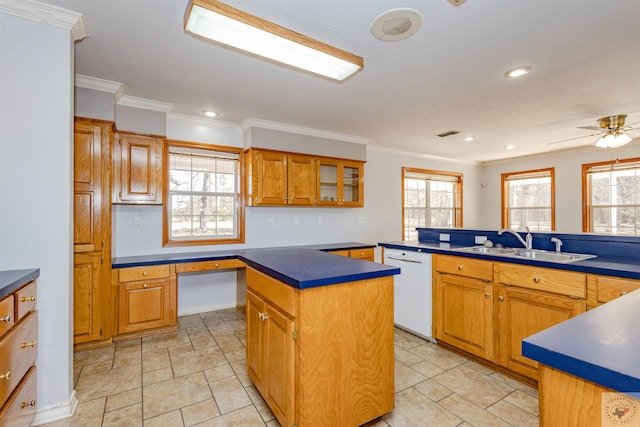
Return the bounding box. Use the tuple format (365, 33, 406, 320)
(41, 308, 539, 427)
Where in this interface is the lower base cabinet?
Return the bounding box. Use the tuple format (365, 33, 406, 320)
(246, 267, 394, 427)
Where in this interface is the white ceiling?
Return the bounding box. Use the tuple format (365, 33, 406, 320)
(44, 0, 640, 162)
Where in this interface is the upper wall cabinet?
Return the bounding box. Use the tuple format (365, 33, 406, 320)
(246, 148, 364, 208)
(113, 131, 164, 204)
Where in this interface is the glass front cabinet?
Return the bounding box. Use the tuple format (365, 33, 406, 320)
(317, 159, 364, 207)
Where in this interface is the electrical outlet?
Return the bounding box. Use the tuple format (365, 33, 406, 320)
(317, 216, 323, 225)
(267, 218, 274, 226)
(475, 235, 487, 244)
(294, 217, 300, 225)
(134, 218, 142, 229)
(440, 233, 450, 242)
(358, 216, 367, 224)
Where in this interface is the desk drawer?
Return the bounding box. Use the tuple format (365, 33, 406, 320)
(15, 281, 36, 322)
(175, 259, 246, 273)
(596, 276, 640, 304)
(350, 248, 374, 260)
(0, 297, 14, 338)
(0, 366, 36, 427)
(119, 265, 170, 282)
(0, 311, 37, 409)
(434, 255, 493, 281)
(498, 264, 586, 298)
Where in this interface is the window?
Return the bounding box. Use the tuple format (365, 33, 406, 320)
(163, 140, 244, 246)
(501, 168, 554, 231)
(583, 158, 640, 235)
(402, 167, 462, 240)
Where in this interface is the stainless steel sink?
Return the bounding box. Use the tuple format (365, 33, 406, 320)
(511, 249, 596, 263)
(456, 246, 596, 263)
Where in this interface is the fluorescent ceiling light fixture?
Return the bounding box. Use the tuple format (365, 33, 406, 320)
(184, 0, 363, 81)
(594, 130, 632, 148)
(504, 66, 531, 78)
(202, 110, 218, 117)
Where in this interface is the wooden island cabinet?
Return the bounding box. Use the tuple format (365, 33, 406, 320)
(245, 266, 395, 427)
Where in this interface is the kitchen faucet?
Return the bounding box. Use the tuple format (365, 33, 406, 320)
(498, 227, 533, 249)
(550, 237, 563, 253)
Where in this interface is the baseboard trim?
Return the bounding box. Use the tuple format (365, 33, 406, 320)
(32, 389, 78, 426)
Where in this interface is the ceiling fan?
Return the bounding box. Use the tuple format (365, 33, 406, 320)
(548, 114, 638, 148)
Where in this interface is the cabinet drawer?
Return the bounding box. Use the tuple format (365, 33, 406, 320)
(596, 276, 640, 303)
(0, 296, 14, 338)
(175, 259, 245, 273)
(350, 248, 374, 260)
(433, 255, 493, 281)
(0, 311, 37, 409)
(15, 281, 36, 322)
(329, 250, 350, 257)
(118, 265, 170, 282)
(247, 268, 296, 317)
(0, 366, 36, 427)
(497, 263, 586, 299)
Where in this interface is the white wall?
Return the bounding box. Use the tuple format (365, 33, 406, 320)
(479, 143, 640, 231)
(0, 12, 76, 424)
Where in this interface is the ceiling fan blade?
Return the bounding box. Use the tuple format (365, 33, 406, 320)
(547, 132, 601, 145)
(577, 126, 603, 131)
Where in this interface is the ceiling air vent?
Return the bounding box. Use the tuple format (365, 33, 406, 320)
(436, 130, 460, 138)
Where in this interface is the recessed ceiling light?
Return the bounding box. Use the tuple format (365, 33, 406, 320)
(464, 136, 475, 142)
(202, 110, 218, 118)
(505, 144, 515, 150)
(504, 66, 531, 78)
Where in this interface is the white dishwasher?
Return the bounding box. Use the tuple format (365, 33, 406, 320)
(384, 248, 435, 342)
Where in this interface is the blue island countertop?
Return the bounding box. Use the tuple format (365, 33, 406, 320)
(522, 289, 640, 392)
(0, 268, 40, 299)
(112, 243, 399, 290)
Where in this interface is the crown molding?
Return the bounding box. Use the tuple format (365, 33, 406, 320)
(167, 113, 241, 130)
(75, 74, 122, 94)
(366, 143, 480, 166)
(117, 95, 173, 113)
(0, 0, 88, 40)
(241, 118, 369, 144)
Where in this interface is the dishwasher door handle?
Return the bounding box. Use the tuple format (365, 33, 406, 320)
(386, 256, 422, 264)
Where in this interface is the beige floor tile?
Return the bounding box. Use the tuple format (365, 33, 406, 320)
(186, 325, 217, 349)
(409, 343, 468, 370)
(504, 389, 540, 416)
(199, 311, 223, 324)
(207, 319, 245, 337)
(106, 387, 142, 412)
(113, 344, 142, 369)
(230, 359, 252, 387)
(218, 308, 245, 321)
(80, 359, 113, 376)
(382, 387, 462, 426)
(393, 336, 422, 351)
(463, 359, 495, 375)
(438, 393, 512, 427)
(489, 371, 539, 397)
(75, 363, 142, 402)
(487, 399, 539, 427)
(194, 405, 265, 427)
(142, 348, 171, 372)
(178, 313, 206, 329)
(394, 362, 427, 392)
(142, 329, 192, 353)
(214, 334, 245, 354)
(143, 371, 212, 419)
(246, 385, 275, 423)
(209, 375, 252, 414)
(362, 418, 390, 427)
(170, 345, 228, 378)
(410, 359, 445, 378)
(203, 362, 235, 383)
(117, 337, 142, 349)
(223, 348, 246, 364)
(144, 409, 184, 427)
(74, 345, 115, 367)
(432, 363, 515, 408)
(103, 402, 142, 427)
(394, 346, 424, 366)
(265, 420, 281, 427)
(412, 379, 453, 402)
(181, 399, 220, 426)
(143, 367, 174, 386)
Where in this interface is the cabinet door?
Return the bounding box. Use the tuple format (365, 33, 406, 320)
(73, 253, 102, 343)
(118, 277, 176, 334)
(246, 290, 265, 392)
(253, 151, 287, 205)
(287, 155, 316, 205)
(116, 133, 163, 204)
(264, 303, 296, 426)
(74, 121, 104, 253)
(340, 160, 364, 207)
(497, 286, 586, 380)
(433, 273, 494, 360)
(317, 159, 339, 206)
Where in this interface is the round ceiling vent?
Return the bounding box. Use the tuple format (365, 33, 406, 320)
(370, 8, 423, 42)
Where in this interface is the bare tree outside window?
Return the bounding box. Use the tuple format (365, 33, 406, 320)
(502, 168, 555, 232)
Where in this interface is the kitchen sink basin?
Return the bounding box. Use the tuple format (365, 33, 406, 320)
(456, 246, 596, 263)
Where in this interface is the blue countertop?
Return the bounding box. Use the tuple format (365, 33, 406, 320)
(378, 240, 640, 280)
(522, 289, 640, 392)
(0, 268, 40, 299)
(112, 242, 399, 290)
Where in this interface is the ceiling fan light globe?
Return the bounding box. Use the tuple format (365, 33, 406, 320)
(594, 132, 632, 148)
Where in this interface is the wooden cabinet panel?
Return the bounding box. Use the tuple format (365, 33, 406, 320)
(497, 286, 586, 380)
(246, 268, 295, 317)
(287, 155, 316, 205)
(73, 254, 101, 343)
(15, 281, 36, 323)
(433, 273, 494, 360)
(118, 277, 176, 334)
(595, 275, 640, 304)
(0, 311, 37, 409)
(434, 254, 494, 281)
(0, 296, 14, 338)
(118, 265, 170, 282)
(114, 132, 163, 204)
(246, 290, 264, 392)
(175, 259, 246, 273)
(497, 263, 586, 298)
(0, 366, 36, 427)
(252, 151, 288, 205)
(350, 248, 374, 261)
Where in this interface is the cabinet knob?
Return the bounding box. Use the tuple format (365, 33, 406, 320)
(143, 284, 148, 289)
(258, 312, 270, 321)
(21, 296, 36, 303)
(151, 192, 155, 196)
(20, 400, 36, 409)
(620, 291, 628, 296)
(485, 293, 490, 298)
(21, 341, 37, 349)
(0, 371, 10, 380)
(457, 265, 463, 270)
(498, 296, 504, 302)
(215, 263, 219, 268)
(532, 277, 540, 283)
(0, 315, 11, 323)
(143, 271, 148, 276)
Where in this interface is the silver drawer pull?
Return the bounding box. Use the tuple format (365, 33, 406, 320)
(21, 340, 37, 349)
(0, 371, 10, 380)
(0, 315, 11, 323)
(20, 400, 36, 409)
